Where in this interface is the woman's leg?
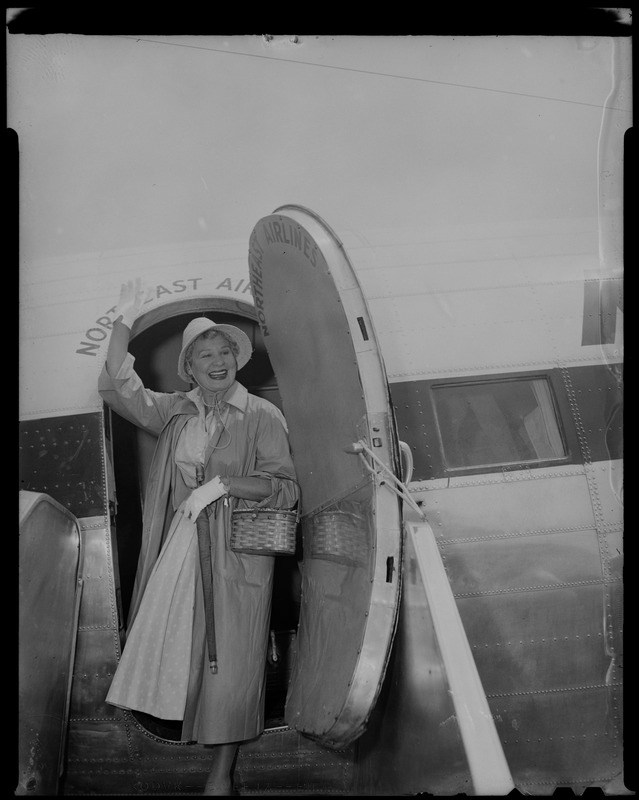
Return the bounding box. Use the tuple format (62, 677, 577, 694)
(202, 742, 240, 796)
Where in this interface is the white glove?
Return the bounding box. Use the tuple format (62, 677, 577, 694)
(114, 278, 153, 329)
(183, 476, 227, 521)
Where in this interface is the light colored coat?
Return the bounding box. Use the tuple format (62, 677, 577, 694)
(99, 354, 298, 743)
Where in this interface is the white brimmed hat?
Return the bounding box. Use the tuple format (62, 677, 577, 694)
(177, 317, 252, 382)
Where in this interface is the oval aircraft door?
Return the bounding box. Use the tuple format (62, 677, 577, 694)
(248, 205, 403, 748)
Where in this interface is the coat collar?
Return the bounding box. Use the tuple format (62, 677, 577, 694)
(185, 381, 248, 416)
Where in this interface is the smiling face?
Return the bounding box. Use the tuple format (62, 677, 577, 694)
(186, 331, 238, 399)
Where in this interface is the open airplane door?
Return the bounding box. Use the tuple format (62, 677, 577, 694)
(248, 205, 403, 749)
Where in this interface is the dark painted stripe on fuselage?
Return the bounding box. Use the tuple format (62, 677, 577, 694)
(391, 363, 623, 482)
(19, 411, 106, 518)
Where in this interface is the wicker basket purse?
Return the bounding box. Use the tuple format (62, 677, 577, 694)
(230, 476, 300, 556)
(310, 510, 368, 566)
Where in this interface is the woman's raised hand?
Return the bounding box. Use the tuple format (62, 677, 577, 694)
(115, 278, 153, 329)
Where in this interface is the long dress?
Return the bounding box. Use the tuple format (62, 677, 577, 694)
(105, 496, 200, 720)
(100, 354, 298, 744)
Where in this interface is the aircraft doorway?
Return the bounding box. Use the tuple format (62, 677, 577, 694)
(105, 303, 301, 738)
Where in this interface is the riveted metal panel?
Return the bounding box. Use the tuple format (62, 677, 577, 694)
(429, 468, 595, 541)
(19, 412, 107, 519)
(489, 685, 623, 792)
(74, 518, 118, 634)
(69, 629, 121, 720)
(586, 460, 623, 528)
(236, 727, 356, 795)
(456, 585, 614, 694)
(68, 517, 120, 721)
(560, 364, 623, 464)
(452, 581, 623, 790)
(390, 378, 441, 481)
(441, 528, 603, 596)
(64, 714, 213, 795)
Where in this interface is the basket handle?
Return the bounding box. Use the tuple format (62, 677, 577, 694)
(252, 472, 301, 518)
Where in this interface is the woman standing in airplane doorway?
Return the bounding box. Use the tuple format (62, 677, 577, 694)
(99, 280, 298, 796)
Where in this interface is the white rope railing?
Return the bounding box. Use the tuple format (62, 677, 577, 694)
(346, 439, 426, 520)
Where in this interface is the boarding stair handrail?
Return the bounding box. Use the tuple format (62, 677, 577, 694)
(349, 440, 516, 796)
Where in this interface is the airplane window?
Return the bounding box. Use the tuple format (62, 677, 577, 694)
(432, 377, 566, 470)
